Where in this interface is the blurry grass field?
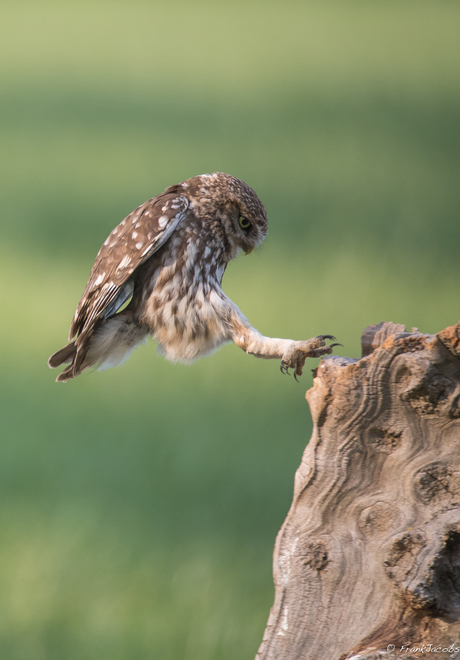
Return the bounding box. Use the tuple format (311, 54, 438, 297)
(1, 1, 460, 658)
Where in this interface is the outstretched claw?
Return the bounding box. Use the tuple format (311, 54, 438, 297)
(279, 334, 341, 379)
(280, 360, 291, 375)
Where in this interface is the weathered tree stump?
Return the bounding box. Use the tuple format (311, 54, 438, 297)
(257, 322, 460, 660)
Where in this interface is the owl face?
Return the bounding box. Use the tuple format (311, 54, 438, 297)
(183, 172, 268, 259)
(225, 197, 267, 257)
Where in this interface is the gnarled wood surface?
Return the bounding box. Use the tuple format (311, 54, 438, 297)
(257, 322, 460, 660)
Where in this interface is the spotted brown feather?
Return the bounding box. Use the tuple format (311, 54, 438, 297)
(69, 193, 189, 339)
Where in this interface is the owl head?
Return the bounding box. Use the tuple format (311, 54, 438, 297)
(179, 172, 268, 258)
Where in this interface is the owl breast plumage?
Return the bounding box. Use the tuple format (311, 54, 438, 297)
(137, 213, 233, 363)
(49, 172, 336, 382)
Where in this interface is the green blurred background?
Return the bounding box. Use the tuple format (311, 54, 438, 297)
(1, 1, 459, 658)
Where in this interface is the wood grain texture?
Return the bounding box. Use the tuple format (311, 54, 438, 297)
(257, 322, 460, 660)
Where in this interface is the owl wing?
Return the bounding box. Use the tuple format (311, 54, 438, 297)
(69, 193, 190, 340)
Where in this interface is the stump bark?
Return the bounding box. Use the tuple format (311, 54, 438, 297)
(256, 322, 460, 660)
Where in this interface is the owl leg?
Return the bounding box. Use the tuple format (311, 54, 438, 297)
(227, 311, 339, 378)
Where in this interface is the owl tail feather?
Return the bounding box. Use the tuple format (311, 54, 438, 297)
(48, 311, 148, 382)
(47, 338, 89, 382)
(48, 341, 77, 369)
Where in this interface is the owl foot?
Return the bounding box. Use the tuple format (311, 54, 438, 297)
(280, 336, 341, 380)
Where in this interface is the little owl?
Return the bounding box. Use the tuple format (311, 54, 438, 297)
(49, 173, 338, 382)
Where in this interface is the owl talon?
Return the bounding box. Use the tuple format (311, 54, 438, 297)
(280, 361, 291, 375)
(279, 335, 341, 379)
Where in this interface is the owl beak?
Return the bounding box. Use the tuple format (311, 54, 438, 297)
(244, 245, 254, 255)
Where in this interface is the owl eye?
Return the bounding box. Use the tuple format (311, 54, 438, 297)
(239, 216, 251, 230)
